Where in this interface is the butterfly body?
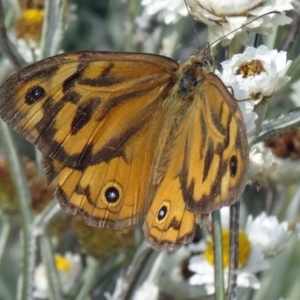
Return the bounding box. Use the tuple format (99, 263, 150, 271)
(0, 50, 248, 251)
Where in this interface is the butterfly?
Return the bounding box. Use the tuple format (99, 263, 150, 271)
(0, 50, 248, 251)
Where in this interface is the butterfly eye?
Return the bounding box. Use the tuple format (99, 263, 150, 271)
(229, 155, 238, 177)
(101, 182, 123, 206)
(203, 54, 214, 67)
(25, 86, 46, 104)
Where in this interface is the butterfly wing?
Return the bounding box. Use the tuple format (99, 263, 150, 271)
(42, 112, 164, 228)
(0, 52, 178, 168)
(0, 50, 248, 250)
(0, 52, 178, 228)
(143, 170, 196, 251)
(143, 72, 248, 250)
(181, 73, 248, 213)
(146, 71, 248, 217)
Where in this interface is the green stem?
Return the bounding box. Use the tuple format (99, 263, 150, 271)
(124, 246, 155, 300)
(227, 201, 240, 300)
(0, 121, 33, 300)
(75, 257, 101, 300)
(0, 214, 11, 262)
(212, 210, 225, 300)
(32, 200, 63, 299)
(39, 234, 63, 300)
(39, 0, 63, 60)
(0, 0, 26, 70)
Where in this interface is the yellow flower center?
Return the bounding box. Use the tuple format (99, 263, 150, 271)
(15, 9, 44, 41)
(55, 255, 71, 271)
(21, 9, 44, 23)
(236, 59, 266, 78)
(204, 229, 251, 268)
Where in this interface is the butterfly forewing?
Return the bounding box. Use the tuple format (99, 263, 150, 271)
(0, 52, 178, 169)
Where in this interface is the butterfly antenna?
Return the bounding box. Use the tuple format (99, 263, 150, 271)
(184, 0, 201, 49)
(184, 3, 280, 51)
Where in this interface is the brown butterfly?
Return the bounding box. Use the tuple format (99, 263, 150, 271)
(0, 50, 248, 251)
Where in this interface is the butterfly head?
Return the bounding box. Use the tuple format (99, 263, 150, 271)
(176, 49, 214, 98)
(190, 48, 214, 71)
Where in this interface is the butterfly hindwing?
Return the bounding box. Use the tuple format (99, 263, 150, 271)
(143, 174, 196, 251)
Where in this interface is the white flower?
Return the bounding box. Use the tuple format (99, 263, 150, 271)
(33, 252, 82, 299)
(245, 212, 291, 257)
(186, 208, 292, 294)
(133, 281, 159, 300)
(248, 144, 278, 181)
(185, 0, 293, 45)
(136, 0, 188, 27)
(217, 45, 292, 104)
(188, 252, 265, 291)
(188, 229, 269, 293)
(154, 210, 290, 297)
